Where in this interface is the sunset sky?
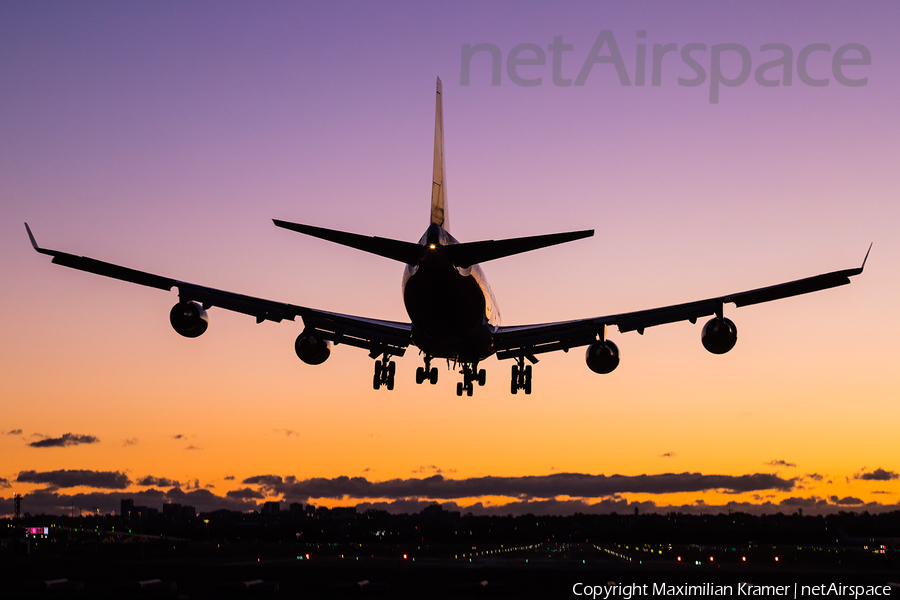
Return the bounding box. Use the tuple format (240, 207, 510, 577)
(2, 1, 898, 517)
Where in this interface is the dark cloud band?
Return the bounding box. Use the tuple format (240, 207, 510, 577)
(17, 469, 130, 489)
(29, 433, 99, 448)
(243, 472, 796, 501)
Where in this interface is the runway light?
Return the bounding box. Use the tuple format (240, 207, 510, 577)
(775, 556, 779, 562)
(677, 557, 681, 561)
(742, 557, 746, 562)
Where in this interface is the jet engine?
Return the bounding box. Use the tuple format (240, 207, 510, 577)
(169, 301, 208, 338)
(294, 332, 332, 365)
(585, 340, 620, 374)
(701, 317, 737, 354)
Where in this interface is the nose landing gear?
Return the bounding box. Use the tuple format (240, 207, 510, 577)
(415, 356, 439, 385)
(455, 362, 486, 396)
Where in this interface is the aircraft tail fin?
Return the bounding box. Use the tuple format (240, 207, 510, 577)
(431, 77, 448, 230)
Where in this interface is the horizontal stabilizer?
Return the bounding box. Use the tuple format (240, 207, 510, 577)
(273, 220, 425, 265)
(446, 230, 594, 268)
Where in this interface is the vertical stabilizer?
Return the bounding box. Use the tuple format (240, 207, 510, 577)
(431, 77, 448, 229)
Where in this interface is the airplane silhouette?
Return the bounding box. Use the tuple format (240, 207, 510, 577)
(26, 77, 869, 396)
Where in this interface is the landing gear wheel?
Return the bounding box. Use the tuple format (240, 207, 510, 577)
(386, 360, 396, 390)
(466, 383, 473, 397)
(524, 365, 532, 395)
(476, 369, 486, 386)
(416, 367, 425, 384)
(429, 367, 438, 384)
(373, 358, 395, 390)
(456, 382, 464, 396)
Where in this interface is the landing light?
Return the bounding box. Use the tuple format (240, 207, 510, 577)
(429, 244, 436, 249)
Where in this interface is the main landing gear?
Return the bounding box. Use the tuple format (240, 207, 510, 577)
(415, 356, 439, 385)
(510, 356, 533, 395)
(373, 355, 396, 390)
(456, 362, 486, 397)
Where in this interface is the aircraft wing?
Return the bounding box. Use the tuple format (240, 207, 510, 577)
(493, 247, 870, 360)
(25, 224, 411, 357)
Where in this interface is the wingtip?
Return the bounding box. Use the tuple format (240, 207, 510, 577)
(24, 222, 39, 251)
(861, 242, 873, 271)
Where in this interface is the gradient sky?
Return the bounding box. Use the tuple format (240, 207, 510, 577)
(1, 1, 898, 517)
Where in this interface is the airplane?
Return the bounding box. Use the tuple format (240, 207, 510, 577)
(26, 77, 869, 397)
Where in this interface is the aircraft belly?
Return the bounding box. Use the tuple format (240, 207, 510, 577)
(404, 264, 493, 360)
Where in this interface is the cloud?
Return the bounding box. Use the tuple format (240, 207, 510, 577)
(29, 433, 99, 448)
(227, 487, 265, 500)
(0, 478, 10, 489)
(185, 445, 202, 450)
(661, 452, 676, 458)
(412, 465, 443, 474)
(17, 469, 130, 489)
(172, 434, 184, 440)
(244, 475, 283, 486)
(805, 473, 824, 481)
(0, 487, 258, 517)
(7, 429, 22, 435)
(136, 476, 181, 488)
(122, 438, 138, 446)
(351, 494, 857, 518)
(830, 496, 864, 505)
(765, 460, 797, 468)
(275, 429, 297, 437)
(854, 468, 898, 481)
(224, 475, 235, 481)
(249, 472, 796, 502)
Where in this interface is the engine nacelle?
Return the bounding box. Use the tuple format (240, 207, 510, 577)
(294, 333, 332, 365)
(585, 340, 620, 374)
(169, 301, 209, 338)
(701, 317, 737, 354)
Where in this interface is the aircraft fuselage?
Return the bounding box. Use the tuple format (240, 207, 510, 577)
(402, 223, 499, 362)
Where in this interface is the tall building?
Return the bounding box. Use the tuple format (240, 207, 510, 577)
(121, 498, 134, 520)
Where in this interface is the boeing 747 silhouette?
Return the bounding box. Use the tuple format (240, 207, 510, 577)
(26, 78, 869, 396)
